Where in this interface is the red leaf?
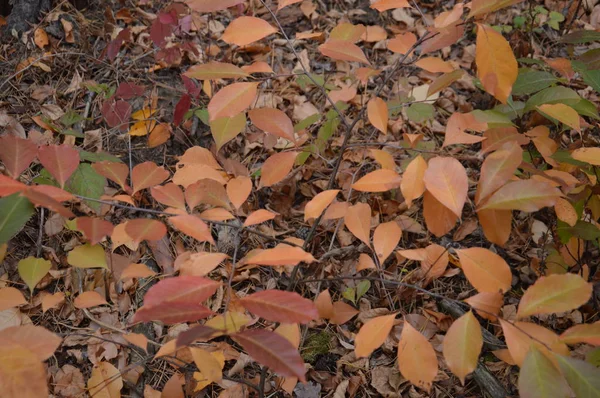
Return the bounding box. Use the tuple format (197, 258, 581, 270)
(21, 188, 74, 218)
(239, 290, 319, 324)
(150, 14, 174, 48)
(169, 214, 215, 244)
(29, 185, 73, 202)
(101, 99, 132, 131)
(115, 82, 145, 100)
(76, 217, 114, 245)
(232, 329, 307, 382)
(131, 161, 169, 194)
(38, 144, 80, 188)
(134, 302, 213, 324)
(92, 161, 130, 193)
(174, 94, 192, 126)
(125, 218, 167, 243)
(106, 28, 130, 61)
(176, 325, 219, 347)
(0, 135, 38, 178)
(0, 175, 27, 197)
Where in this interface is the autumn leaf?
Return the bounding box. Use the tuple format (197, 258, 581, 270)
(344, 203, 372, 246)
(244, 209, 277, 227)
(211, 113, 247, 151)
(125, 218, 167, 243)
(423, 157, 468, 218)
(330, 301, 359, 324)
(500, 320, 568, 367)
(397, 321, 438, 392)
(249, 108, 295, 141)
(0, 345, 48, 397)
(260, 152, 298, 187)
(304, 190, 339, 221)
(92, 161, 130, 193)
(151, 183, 186, 210)
(518, 345, 570, 398)
(559, 322, 600, 346)
(455, 247, 512, 293)
(477, 180, 562, 212)
(318, 40, 371, 64)
(67, 244, 108, 269)
(169, 215, 214, 244)
(184, 61, 249, 80)
(370, 0, 411, 12)
(208, 82, 258, 121)
(475, 24, 517, 104)
(401, 155, 427, 207)
(76, 217, 114, 245)
(554, 354, 600, 397)
(476, 141, 522, 204)
(0, 135, 38, 178)
(38, 144, 80, 188)
(464, 292, 503, 321)
(352, 169, 402, 192)
(88, 362, 123, 398)
(241, 245, 316, 266)
(227, 176, 253, 210)
(571, 147, 600, 166)
(239, 290, 319, 324)
(517, 274, 592, 319)
(131, 162, 169, 194)
(537, 104, 581, 132)
(222, 16, 277, 47)
(17, 256, 51, 294)
(367, 97, 388, 134)
(0, 287, 27, 311)
(469, 0, 525, 17)
(74, 291, 108, 309)
(355, 314, 396, 358)
(373, 221, 402, 264)
(315, 289, 334, 319)
(443, 311, 482, 384)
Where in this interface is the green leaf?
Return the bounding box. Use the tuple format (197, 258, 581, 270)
(582, 70, 600, 93)
(210, 113, 246, 151)
(560, 30, 600, 44)
(512, 70, 558, 96)
(78, 150, 122, 163)
(294, 113, 320, 132)
(519, 346, 570, 398)
(554, 354, 600, 398)
(494, 101, 525, 120)
(571, 99, 600, 119)
(67, 244, 108, 269)
(587, 348, 600, 367)
(60, 128, 85, 138)
(470, 109, 514, 127)
(60, 110, 84, 127)
(65, 164, 106, 213)
(557, 220, 600, 244)
(342, 287, 356, 305)
(406, 103, 435, 123)
(18, 256, 51, 293)
(550, 150, 590, 167)
(524, 86, 582, 112)
(0, 194, 35, 245)
(356, 280, 371, 302)
(194, 108, 210, 126)
(578, 48, 600, 70)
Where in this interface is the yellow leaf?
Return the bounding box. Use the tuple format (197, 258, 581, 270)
(537, 104, 581, 132)
(190, 348, 224, 384)
(210, 113, 246, 151)
(0, 344, 48, 397)
(17, 256, 51, 293)
(67, 244, 108, 269)
(475, 24, 517, 104)
(443, 311, 482, 384)
(355, 314, 396, 358)
(554, 198, 578, 227)
(571, 147, 600, 166)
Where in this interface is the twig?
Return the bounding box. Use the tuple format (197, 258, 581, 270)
(36, 208, 44, 257)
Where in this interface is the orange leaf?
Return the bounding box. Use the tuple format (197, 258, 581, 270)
(151, 183, 186, 210)
(124, 333, 148, 352)
(199, 208, 234, 221)
(373, 221, 402, 264)
(356, 253, 376, 271)
(387, 32, 416, 54)
(76, 217, 114, 245)
(475, 24, 518, 104)
(249, 108, 295, 141)
(469, 0, 525, 18)
(428, 69, 465, 97)
(369, 149, 396, 170)
(226, 176, 252, 210)
(442, 112, 487, 148)
(330, 23, 366, 42)
(169, 215, 214, 244)
(278, 0, 303, 10)
(401, 155, 427, 207)
(131, 161, 169, 194)
(559, 322, 600, 346)
(191, 347, 224, 384)
(477, 180, 562, 212)
(74, 291, 108, 309)
(241, 246, 316, 266)
(208, 82, 258, 121)
(499, 320, 568, 367)
(21, 188, 74, 218)
(173, 165, 227, 188)
(92, 161, 130, 192)
(571, 147, 600, 166)
(455, 247, 512, 293)
(0, 344, 48, 397)
(88, 362, 123, 398)
(477, 208, 512, 246)
(175, 251, 228, 277)
(367, 97, 388, 134)
(242, 61, 274, 74)
(0, 325, 61, 360)
(185, 179, 231, 210)
(239, 290, 319, 324)
(125, 218, 167, 243)
(554, 198, 578, 227)
(464, 292, 503, 321)
(187, 0, 244, 12)
(344, 203, 371, 246)
(545, 57, 574, 80)
(517, 274, 592, 319)
(148, 122, 171, 148)
(537, 104, 581, 132)
(178, 146, 222, 169)
(222, 16, 277, 47)
(370, 0, 410, 11)
(355, 314, 396, 358)
(38, 144, 80, 188)
(304, 190, 339, 221)
(184, 61, 249, 80)
(315, 289, 334, 319)
(120, 263, 157, 280)
(423, 191, 458, 237)
(397, 321, 438, 392)
(244, 209, 277, 227)
(318, 40, 371, 64)
(414, 57, 455, 73)
(41, 292, 65, 312)
(423, 157, 468, 218)
(476, 141, 522, 204)
(0, 174, 27, 197)
(330, 301, 359, 324)
(0, 135, 38, 178)
(260, 151, 298, 187)
(434, 3, 464, 28)
(352, 169, 402, 192)
(443, 311, 482, 385)
(232, 329, 307, 382)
